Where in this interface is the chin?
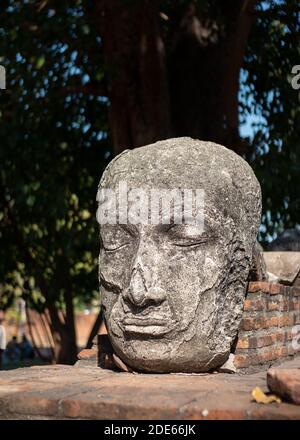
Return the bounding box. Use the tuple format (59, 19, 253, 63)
(110, 333, 229, 373)
(112, 349, 226, 373)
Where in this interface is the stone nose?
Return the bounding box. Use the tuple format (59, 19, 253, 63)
(123, 266, 166, 308)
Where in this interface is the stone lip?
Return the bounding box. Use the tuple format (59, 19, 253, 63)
(0, 357, 300, 420)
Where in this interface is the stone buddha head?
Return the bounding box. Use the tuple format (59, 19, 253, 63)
(97, 138, 261, 373)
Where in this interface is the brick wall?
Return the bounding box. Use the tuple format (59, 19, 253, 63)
(234, 282, 300, 371)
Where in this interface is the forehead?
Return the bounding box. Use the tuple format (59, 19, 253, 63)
(102, 144, 234, 191)
(98, 139, 261, 245)
(100, 211, 232, 236)
(101, 166, 235, 228)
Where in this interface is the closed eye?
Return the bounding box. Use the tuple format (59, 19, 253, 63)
(102, 242, 130, 252)
(167, 224, 213, 248)
(173, 239, 209, 248)
(100, 225, 136, 252)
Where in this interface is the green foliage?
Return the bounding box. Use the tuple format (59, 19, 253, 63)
(0, 0, 110, 311)
(0, 0, 299, 314)
(241, 0, 300, 242)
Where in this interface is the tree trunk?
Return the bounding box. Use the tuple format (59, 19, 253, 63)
(63, 288, 77, 364)
(96, 0, 171, 155)
(96, 0, 257, 156)
(169, 0, 257, 154)
(47, 301, 77, 365)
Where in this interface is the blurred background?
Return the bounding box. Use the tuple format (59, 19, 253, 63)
(0, 0, 299, 367)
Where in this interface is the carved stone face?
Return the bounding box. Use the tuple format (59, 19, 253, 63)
(98, 138, 261, 372)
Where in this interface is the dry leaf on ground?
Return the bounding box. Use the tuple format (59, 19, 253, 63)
(252, 386, 281, 404)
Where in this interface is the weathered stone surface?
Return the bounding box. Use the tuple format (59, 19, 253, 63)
(267, 369, 300, 405)
(248, 242, 268, 281)
(97, 137, 261, 373)
(1, 358, 300, 420)
(264, 252, 300, 285)
(218, 353, 236, 373)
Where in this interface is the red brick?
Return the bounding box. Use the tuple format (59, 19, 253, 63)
(240, 317, 257, 331)
(236, 339, 249, 349)
(294, 313, 300, 325)
(276, 332, 286, 344)
(247, 346, 288, 366)
(233, 354, 250, 368)
(240, 316, 279, 331)
(239, 335, 276, 349)
(277, 346, 288, 358)
(293, 287, 300, 296)
(267, 368, 300, 405)
(1, 362, 300, 419)
(3, 395, 59, 417)
(287, 330, 294, 341)
(77, 349, 97, 360)
(255, 334, 277, 348)
(267, 300, 280, 311)
(270, 284, 283, 295)
(247, 282, 271, 293)
(244, 299, 265, 311)
(290, 299, 300, 311)
(267, 316, 279, 328)
(248, 405, 300, 420)
(256, 349, 276, 363)
(182, 408, 247, 420)
(287, 344, 296, 355)
(280, 300, 289, 312)
(243, 299, 251, 311)
(279, 315, 294, 328)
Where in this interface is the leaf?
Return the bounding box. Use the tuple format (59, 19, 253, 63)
(251, 386, 281, 404)
(80, 209, 91, 220)
(36, 56, 45, 69)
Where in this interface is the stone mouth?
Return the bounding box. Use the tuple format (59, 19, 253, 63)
(123, 316, 167, 326)
(113, 298, 176, 336)
(121, 315, 174, 336)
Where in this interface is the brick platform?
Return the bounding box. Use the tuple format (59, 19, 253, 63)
(234, 282, 300, 371)
(1, 358, 300, 419)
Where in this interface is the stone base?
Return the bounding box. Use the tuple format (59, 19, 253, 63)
(1, 358, 300, 419)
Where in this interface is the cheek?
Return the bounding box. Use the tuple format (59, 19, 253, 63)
(160, 246, 229, 305)
(99, 247, 134, 288)
(157, 250, 204, 313)
(201, 253, 226, 290)
(101, 287, 118, 318)
(201, 246, 231, 285)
